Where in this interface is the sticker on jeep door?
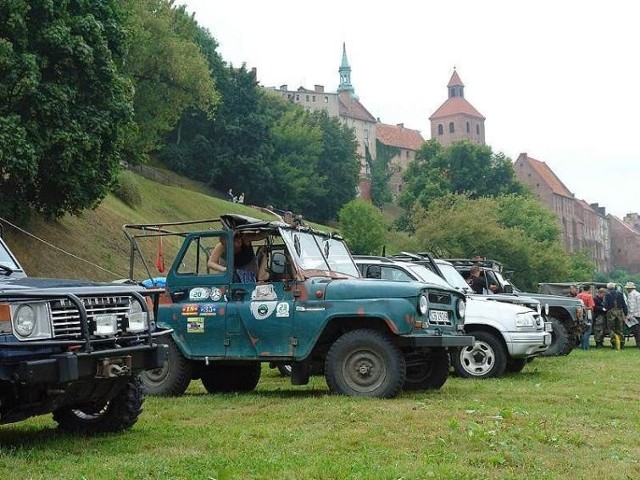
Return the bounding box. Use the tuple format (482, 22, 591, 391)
(250, 301, 277, 319)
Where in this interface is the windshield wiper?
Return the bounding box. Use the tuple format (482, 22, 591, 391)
(0, 264, 15, 276)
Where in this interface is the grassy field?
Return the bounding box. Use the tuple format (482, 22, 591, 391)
(1, 347, 638, 479)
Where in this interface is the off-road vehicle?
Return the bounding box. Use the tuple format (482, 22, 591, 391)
(355, 255, 550, 379)
(125, 214, 473, 399)
(0, 233, 169, 434)
(443, 258, 585, 356)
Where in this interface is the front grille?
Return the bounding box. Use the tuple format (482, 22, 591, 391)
(49, 296, 132, 339)
(428, 292, 452, 305)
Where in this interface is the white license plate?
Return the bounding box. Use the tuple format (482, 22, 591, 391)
(544, 322, 553, 332)
(429, 310, 449, 322)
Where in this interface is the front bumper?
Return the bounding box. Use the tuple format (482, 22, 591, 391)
(505, 331, 551, 357)
(398, 333, 475, 348)
(14, 343, 169, 385)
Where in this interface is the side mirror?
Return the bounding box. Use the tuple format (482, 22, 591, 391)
(503, 285, 513, 294)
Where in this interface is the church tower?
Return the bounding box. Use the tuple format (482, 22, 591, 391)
(337, 43, 355, 96)
(429, 69, 485, 146)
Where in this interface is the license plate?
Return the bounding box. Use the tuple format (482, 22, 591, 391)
(429, 310, 449, 322)
(544, 322, 553, 332)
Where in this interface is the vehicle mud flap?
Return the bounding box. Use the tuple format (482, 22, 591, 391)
(290, 361, 310, 385)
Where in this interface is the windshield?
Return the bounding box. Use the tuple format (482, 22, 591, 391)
(407, 264, 454, 289)
(281, 230, 359, 277)
(0, 240, 20, 271)
(437, 263, 472, 291)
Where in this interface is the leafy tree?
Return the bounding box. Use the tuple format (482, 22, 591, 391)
(566, 250, 597, 281)
(496, 194, 561, 244)
(399, 140, 525, 212)
(122, 0, 218, 158)
(409, 194, 571, 290)
(0, 0, 133, 218)
(338, 199, 387, 255)
(370, 142, 395, 207)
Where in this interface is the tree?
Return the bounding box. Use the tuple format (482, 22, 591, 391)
(409, 194, 571, 290)
(338, 199, 387, 255)
(122, 0, 219, 158)
(0, 0, 133, 218)
(399, 140, 526, 212)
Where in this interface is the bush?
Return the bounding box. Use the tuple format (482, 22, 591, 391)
(112, 172, 142, 208)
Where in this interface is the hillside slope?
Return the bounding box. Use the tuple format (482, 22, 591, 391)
(2, 172, 306, 282)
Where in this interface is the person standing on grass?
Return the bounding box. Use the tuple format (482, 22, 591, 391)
(604, 282, 628, 350)
(593, 288, 607, 348)
(624, 282, 640, 349)
(576, 284, 595, 350)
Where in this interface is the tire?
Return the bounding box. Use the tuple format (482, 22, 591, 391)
(539, 317, 571, 357)
(53, 377, 143, 434)
(140, 336, 192, 396)
(404, 350, 450, 391)
(451, 331, 507, 379)
(324, 329, 405, 398)
(201, 362, 261, 393)
(505, 357, 528, 374)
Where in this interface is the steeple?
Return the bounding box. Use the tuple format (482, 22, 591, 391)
(337, 43, 355, 96)
(447, 68, 465, 98)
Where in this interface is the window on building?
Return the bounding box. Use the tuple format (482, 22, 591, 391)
(449, 122, 454, 133)
(306, 95, 309, 102)
(364, 129, 369, 140)
(312, 95, 316, 102)
(476, 124, 480, 135)
(296, 95, 299, 101)
(466, 122, 470, 133)
(324, 96, 328, 103)
(438, 124, 444, 135)
(405, 150, 409, 158)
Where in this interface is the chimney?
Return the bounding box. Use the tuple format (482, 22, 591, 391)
(314, 85, 324, 93)
(397, 123, 404, 128)
(280, 84, 288, 91)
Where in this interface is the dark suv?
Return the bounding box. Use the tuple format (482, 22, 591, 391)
(125, 214, 474, 399)
(0, 234, 169, 434)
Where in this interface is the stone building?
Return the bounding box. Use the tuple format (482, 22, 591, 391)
(429, 70, 485, 146)
(265, 44, 376, 200)
(375, 123, 424, 200)
(609, 215, 640, 273)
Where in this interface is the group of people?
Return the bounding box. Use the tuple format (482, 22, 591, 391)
(227, 188, 244, 204)
(571, 282, 640, 350)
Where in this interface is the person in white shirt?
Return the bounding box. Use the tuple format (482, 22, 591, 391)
(624, 281, 640, 349)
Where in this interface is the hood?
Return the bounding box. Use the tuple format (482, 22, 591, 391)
(0, 277, 145, 295)
(467, 296, 531, 317)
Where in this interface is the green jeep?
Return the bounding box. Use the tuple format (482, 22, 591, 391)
(126, 215, 473, 399)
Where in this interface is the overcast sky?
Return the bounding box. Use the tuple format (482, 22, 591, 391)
(180, 0, 638, 219)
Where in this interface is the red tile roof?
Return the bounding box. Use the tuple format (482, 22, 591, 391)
(447, 70, 464, 88)
(522, 154, 574, 198)
(429, 97, 485, 120)
(338, 91, 377, 123)
(376, 123, 424, 151)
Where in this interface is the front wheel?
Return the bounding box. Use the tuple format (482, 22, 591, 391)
(53, 378, 143, 434)
(404, 350, 450, 391)
(325, 329, 405, 398)
(140, 336, 192, 396)
(452, 331, 507, 379)
(539, 317, 570, 357)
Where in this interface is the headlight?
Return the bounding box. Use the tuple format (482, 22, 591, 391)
(15, 305, 36, 336)
(10, 302, 53, 340)
(457, 299, 466, 319)
(127, 299, 149, 333)
(418, 295, 428, 316)
(515, 312, 536, 328)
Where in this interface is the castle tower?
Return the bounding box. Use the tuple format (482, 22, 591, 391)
(337, 43, 355, 96)
(429, 69, 485, 146)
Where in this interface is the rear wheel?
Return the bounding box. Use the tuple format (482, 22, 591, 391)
(404, 350, 450, 390)
(539, 317, 571, 356)
(53, 378, 143, 434)
(201, 362, 261, 393)
(452, 331, 507, 379)
(505, 357, 528, 374)
(140, 336, 192, 396)
(325, 329, 405, 398)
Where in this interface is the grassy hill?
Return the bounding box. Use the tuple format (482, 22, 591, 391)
(2, 170, 324, 282)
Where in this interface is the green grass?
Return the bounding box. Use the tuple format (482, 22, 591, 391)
(1, 348, 639, 479)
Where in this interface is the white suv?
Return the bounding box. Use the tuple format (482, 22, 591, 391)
(354, 256, 551, 379)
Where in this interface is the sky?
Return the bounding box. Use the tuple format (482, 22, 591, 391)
(179, 0, 639, 219)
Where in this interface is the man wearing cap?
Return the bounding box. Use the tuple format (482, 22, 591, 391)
(604, 282, 628, 349)
(624, 281, 640, 349)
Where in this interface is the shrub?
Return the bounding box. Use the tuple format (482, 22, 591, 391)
(112, 172, 142, 208)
